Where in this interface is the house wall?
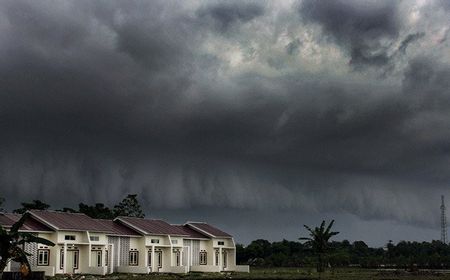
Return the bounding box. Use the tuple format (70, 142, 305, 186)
(56, 231, 88, 244)
(88, 233, 108, 245)
(5, 223, 242, 275)
(145, 235, 169, 246)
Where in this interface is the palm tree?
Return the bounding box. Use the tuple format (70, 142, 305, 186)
(0, 213, 55, 274)
(300, 220, 339, 273)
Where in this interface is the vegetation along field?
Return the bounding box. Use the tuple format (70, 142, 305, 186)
(47, 268, 450, 280)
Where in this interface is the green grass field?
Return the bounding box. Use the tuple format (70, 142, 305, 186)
(49, 268, 450, 280)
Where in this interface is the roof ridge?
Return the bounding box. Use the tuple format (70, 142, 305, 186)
(119, 216, 167, 222)
(30, 209, 87, 216)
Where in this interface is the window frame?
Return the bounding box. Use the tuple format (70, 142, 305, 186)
(64, 235, 76, 241)
(90, 235, 100, 242)
(129, 251, 139, 266)
(37, 249, 50, 266)
(199, 251, 207, 265)
(156, 250, 163, 268)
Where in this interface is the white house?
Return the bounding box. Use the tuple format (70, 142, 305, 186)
(0, 210, 249, 276)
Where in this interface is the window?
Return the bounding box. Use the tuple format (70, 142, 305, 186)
(172, 239, 178, 244)
(151, 239, 159, 244)
(37, 250, 49, 266)
(60, 250, 64, 269)
(73, 251, 79, 269)
(129, 251, 139, 266)
(156, 251, 162, 268)
(95, 251, 102, 267)
(217, 241, 225, 246)
(105, 250, 108, 266)
(65, 235, 76, 241)
(90, 236, 99, 241)
(223, 251, 227, 268)
(215, 250, 219, 266)
(200, 251, 207, 265)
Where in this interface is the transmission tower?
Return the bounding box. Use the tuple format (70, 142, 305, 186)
(441, 195, 447, 244)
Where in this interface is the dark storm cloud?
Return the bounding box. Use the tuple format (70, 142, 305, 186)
(299, 0, 400, 68)
(285, 38, 302, 55)
(0, 0, 449, 244)
(196, 1, 265, 32)
(398, 32, 425, 54)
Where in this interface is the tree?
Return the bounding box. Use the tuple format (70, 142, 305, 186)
(0, 213, 55, 273)
(113, 194, 145, 218)
(13, 200, 50, 214)
(78, 203, 115, 219)
(0, 197, 4, 212)
(300, 220, 339, 272)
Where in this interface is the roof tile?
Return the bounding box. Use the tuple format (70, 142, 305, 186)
(30, 210, 113, 233)
(117, 216, 188, 236)
(172, 225, 209, 239)
(187, 222, 232, 238)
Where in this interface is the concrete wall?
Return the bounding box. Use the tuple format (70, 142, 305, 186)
(170, 266, 189, 273)
(116, 266, 149, 274)
(225, 265, 250, 273)
(31, 266, 56, 277)
(190, 265, 221, 272)
(86, 266, 108, 275)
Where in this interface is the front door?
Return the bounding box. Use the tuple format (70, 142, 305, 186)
(62, 250, 79, 273)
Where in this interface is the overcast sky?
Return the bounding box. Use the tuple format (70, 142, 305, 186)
(0, 0, 449, 246)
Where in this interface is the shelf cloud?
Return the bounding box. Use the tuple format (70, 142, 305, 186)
(0, 0, 449, 244)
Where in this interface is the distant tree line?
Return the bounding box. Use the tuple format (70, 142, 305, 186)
(0, 194, 144, 219)
(4, 195, 450, 269)
(237, 239, 450, 269)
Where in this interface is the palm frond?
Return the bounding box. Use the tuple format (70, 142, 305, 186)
(18, 234, 55, 247)
(324, 220, 335, 235)
(10, 213, 29, 235)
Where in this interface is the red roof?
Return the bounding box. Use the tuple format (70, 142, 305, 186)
(30, 210, 114, 233)
(0, 213, 53, 232)
(116, 216, 188, 236)
(187, 222, 232, 238)
(94, 219, 141, 236)
(172, 225, 209, 239)
(0, 213, 17, 228)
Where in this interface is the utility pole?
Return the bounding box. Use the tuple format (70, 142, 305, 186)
(441, 195, 447, 244)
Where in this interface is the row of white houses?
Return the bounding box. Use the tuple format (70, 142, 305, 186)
(0, 210, 249, 276)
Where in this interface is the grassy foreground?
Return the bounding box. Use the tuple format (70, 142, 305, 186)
(49, 268, 450, 280)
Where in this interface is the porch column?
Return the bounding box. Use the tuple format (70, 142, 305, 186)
(190, 240, 193, 266)
(88, 244, 92, 267)
(180, 248, 183, 267)
(109, 244, 114, 274)
(117, 238, 121, 267)
(151, 246, 155, 272)
(63, 243, 68, 274)
(219, 247, 222, 271)
(87, 231, 91, 267)
(168, 235, 173, 267)
(144, 247, 148, 271)
(102, 246, 106, 268)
